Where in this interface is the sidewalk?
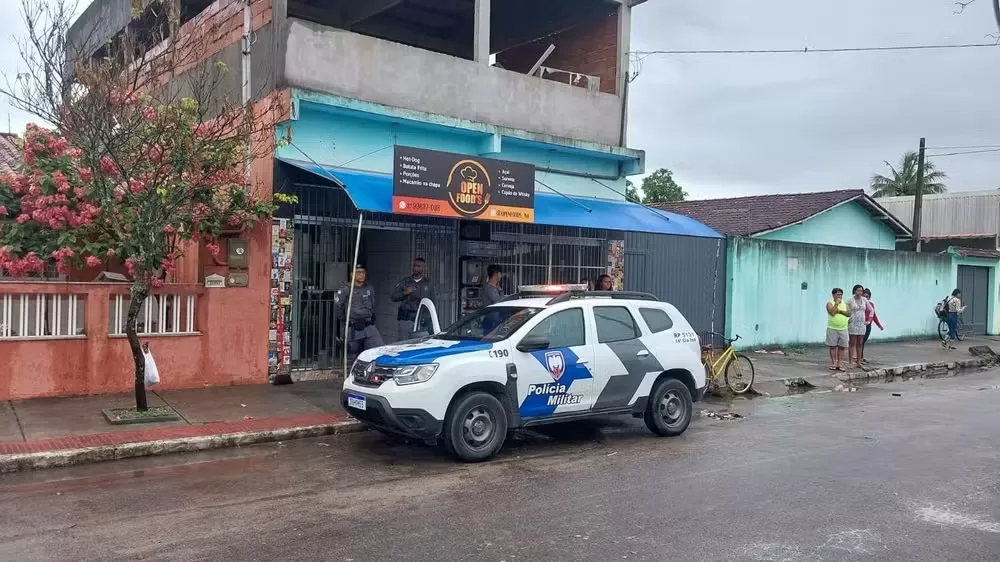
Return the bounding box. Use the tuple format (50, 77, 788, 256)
(748, 335, 998, 395)
(0, 380, 361, 473)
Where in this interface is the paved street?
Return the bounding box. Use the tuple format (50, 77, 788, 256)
(2, 371, 1000, 561)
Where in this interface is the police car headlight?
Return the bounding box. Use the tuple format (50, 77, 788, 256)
(393, 364, 439, 386)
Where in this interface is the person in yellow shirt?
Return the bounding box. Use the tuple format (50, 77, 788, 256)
(825, 287, 851, 371)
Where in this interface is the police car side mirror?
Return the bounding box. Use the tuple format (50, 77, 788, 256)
(516, 335, 550, 353)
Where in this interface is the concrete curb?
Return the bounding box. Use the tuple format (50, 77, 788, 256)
(752, 357, 991, 397)
(0, 419, 368, 474)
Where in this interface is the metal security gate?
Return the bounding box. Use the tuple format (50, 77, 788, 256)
(957, 265, 990, 335)
(276, 165, 458, 372)
(488, 223, 611, 292)
(623, 231, 726, 337)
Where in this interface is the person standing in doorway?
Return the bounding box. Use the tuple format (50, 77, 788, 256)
(861, 288, 883, 363)
(825, 288, 850, 371)
(846, 284, 869, 368)
(942, 288, 966, 349)
(481, 264, 504, 307)
(391, 257, 435, 341)
(596, 274, 614, 291)
(335, 265, 384, 360)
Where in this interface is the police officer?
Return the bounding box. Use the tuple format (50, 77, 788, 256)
(335, 264, 384, 359)
(390, 257, 435, 341)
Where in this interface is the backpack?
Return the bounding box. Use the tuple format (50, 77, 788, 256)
(934, 296, 950, 318)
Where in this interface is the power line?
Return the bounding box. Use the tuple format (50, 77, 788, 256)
(926, 144, 1000, 150)
(632, 42, 1000, 57)
(928, 147, 1000, 157)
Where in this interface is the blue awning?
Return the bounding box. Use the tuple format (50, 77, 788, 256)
(278, 157, 722, 238)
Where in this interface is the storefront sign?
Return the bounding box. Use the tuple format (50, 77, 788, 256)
(392, 146, 535, 223)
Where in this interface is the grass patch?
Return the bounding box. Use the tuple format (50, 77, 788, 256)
(102, 406, 181, 425)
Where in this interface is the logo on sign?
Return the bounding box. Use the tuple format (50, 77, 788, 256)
(545, 351, 566, 381)
(447, 160, 491, 217)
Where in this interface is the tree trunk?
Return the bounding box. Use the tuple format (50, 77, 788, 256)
(126, 282, 150, 411)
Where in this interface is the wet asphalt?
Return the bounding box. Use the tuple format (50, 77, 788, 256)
(2, 371, 1000, 561)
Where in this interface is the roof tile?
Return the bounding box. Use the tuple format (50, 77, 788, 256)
(651, 190, 869, 236)
(0, 133, 20, 174)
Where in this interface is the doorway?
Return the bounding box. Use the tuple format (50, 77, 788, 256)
(957, 265, 990, 335)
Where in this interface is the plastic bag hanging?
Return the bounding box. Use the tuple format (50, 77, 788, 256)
(143, 342, 160, 387)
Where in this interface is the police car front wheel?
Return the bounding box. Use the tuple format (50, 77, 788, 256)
(445, 392, 508, 462)
(644, 378, 693, 437)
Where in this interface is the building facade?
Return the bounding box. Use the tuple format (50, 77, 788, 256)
(880, 190, 1000, 336)
(655, 190, 994, 348)
(1, 0, 728, 399)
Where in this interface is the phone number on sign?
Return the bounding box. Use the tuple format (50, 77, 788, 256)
(401, 200, 442, 213)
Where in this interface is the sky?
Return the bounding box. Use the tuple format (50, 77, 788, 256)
(1, 0, 999, 200)
(627, 0, 1000, 199)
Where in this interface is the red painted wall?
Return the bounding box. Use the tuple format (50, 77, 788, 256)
(496, 9, 620, 95)
(0, 89, 289, 401)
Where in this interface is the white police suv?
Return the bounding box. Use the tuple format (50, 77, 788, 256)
(341, 285, 707, 462)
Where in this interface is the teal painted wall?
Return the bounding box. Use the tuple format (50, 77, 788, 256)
(275, 104, 628, 200)
(755, 202, 897, 250)
(726, 237, 954, 349)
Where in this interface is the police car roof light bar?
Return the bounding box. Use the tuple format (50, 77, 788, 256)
(546, 290, 659, 306)
(499, 284, 591, 303)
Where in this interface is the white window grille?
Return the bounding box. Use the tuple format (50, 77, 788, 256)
(109, 294, 197, 336)
(0, 294, 86, 339)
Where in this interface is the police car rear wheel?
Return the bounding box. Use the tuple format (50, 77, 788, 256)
(445, 392, 508, 462)
(644, 378, 692, 437)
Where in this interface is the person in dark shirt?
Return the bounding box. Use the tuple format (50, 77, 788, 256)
(596, 274, 614, 291)
(391, 257, 435, 341)
(334, 265, 383, 360)
(481, 264, 504, 307)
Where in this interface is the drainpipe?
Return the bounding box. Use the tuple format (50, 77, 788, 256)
(242, 0, 253, 181)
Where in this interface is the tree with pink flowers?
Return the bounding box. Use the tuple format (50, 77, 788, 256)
(0, 0, 287, 411)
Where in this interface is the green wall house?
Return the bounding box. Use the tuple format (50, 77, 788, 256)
(656, 190, 909, 250)
(655, 190, 998, 348)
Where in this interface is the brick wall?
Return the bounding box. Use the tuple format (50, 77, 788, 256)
(496, 10, 620, 95)
(140, 0, 273, 86)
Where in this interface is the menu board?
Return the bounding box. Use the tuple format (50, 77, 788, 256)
(392, 145, 536, 223)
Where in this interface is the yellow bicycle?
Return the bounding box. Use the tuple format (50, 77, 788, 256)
(701, 332, 755, 394)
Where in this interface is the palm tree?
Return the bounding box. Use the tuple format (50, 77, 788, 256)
(870, 151, 947, 197)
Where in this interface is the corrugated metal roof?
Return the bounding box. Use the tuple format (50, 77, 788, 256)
(877, 190, 1000, 237)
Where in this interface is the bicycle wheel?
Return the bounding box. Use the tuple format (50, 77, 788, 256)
(724, 354, 755, 394)
(938, 318, 949, 341)
(956, 318, 967, 341)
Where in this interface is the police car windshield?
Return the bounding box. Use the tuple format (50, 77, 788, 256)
(440, 306, 542, 342)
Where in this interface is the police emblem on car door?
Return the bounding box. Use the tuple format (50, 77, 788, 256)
(545, 351, 565, 380)
(513, 308, 595, 418)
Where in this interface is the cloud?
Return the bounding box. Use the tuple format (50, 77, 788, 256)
(627, 0, 1000, 198)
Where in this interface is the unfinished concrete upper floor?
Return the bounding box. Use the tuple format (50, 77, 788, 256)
(67, 0, 646, 147)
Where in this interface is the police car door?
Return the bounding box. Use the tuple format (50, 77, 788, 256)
(590, 304, 664, 411)
(512, 307, 594, 418)
(411, 298, 441, 339)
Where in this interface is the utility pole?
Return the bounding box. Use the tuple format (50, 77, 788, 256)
(912, 137, 926, 252)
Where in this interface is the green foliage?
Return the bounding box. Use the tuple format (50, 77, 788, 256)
(641, 168, 687, 204)
(870, 151, 948, 197)
(625, 180, 641, 203)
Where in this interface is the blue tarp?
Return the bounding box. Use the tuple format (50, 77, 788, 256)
(278, 157, 722, 238)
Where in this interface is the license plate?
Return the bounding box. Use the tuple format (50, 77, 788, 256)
(346, 393, 367, 411)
